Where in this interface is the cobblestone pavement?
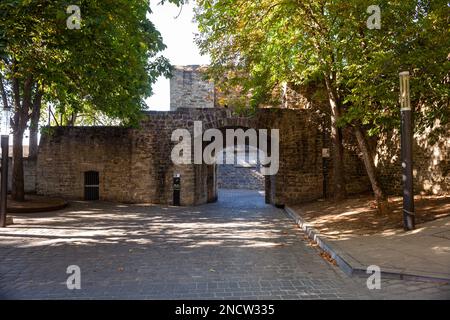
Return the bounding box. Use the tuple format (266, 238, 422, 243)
(0, 190, 449, 299)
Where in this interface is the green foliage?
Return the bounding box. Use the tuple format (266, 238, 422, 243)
(336, 0, 450, 134)
(0, 0, 185, 125)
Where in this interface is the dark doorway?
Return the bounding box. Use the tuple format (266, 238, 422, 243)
(84, 171, 100, 200)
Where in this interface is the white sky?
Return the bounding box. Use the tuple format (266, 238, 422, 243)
(145, 1, 210, 111)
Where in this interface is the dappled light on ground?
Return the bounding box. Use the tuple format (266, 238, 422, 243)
(291, 195, 450, 240)
(1, 189, 375, 300)
(1, 190, 449, 299)
(1, 191, 293, 249)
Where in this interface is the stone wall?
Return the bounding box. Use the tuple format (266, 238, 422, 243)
(273, 81, 449, 196)
(36, 108, 372, 206)
(167, 71, 448, 198)
(170, 65, 216, 111)
(217, 148, 265, 190)
(376, 125, 450, 196)
(218, 165, 265, 190)
(260, 108, 325, 205)
(37, 127, 133, 202)
(322, 128, 372, 197)
(33, 110, 450, 204)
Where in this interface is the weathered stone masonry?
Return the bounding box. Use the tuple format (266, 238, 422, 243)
(37, 127, 133, 202)
(37, 108, 372, 206)
(170, 65, 216, 111)
(376, 126, 450, 196)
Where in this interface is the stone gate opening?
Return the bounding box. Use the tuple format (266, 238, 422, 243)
(217, 144, 265, 191)
(203, 125, 273, 204)
(36, 108, 371, 207)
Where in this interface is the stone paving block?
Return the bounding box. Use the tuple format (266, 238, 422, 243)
(0, 190, 449, 299)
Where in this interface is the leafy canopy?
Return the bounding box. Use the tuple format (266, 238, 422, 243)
(195, 0, 449, 133)
(0, 0, 185, 125)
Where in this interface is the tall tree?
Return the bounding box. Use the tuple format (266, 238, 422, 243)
(336, 0, 449, 212)
(195, 0, 349, 200)
(195, 0, 449, 212)
(0, 0, 184, 201)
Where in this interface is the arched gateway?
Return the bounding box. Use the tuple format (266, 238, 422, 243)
(36, 108, 370, 206)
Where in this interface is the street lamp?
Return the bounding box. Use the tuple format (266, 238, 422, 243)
(400, 71, 415, 230)
(0, 106, 10, 227)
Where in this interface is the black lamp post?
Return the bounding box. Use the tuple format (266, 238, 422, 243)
(400, 71, 415, 231)
(0, 106, 10, 228)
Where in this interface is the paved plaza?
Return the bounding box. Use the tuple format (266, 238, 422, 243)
(0, 190, 448, 299)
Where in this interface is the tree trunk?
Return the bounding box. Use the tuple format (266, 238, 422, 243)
(354, 126, 391, 215)
(12, 130, 25, 201)
(29, 91, 42, 159)
(324, 75, 347, 201)
(11, 76, 33, 202)
(66, 112, 77, 126)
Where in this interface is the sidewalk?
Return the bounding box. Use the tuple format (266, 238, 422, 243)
(285, 207, 450, 282)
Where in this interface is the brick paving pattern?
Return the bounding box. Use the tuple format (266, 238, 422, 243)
(0, 190, 448, 299)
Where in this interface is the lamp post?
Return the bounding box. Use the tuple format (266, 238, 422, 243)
(400, 71, 415, 231)
(0, 106, 10, 228)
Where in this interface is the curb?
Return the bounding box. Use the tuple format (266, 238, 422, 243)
(284, 206, 450, 284)
(8, 200, 68, 214)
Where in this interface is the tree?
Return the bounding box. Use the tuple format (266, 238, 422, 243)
(336, 0, 449, 212)
(0, 0, 184, 201)
(195, 0, 349, 200)
(195, 0, 449, 213)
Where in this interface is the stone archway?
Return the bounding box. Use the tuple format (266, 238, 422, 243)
(37, 107, 371, 207)
(202, 124, 273, 205)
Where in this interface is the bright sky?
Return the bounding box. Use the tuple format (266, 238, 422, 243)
(146, 1, 210, 111)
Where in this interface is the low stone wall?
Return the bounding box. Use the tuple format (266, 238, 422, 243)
(33, 110, 450, 206)
(36, 127, 133, 202)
